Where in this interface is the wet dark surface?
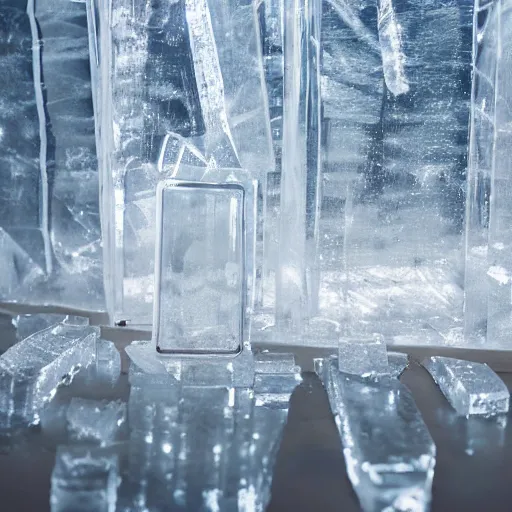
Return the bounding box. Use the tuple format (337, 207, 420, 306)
(0, 312, 512, 512)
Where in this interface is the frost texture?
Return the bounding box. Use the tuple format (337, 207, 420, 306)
(464, 0, 512, 346)
(316, 353, 435, 511)
(422, 356, 509, 416)
(0, 0, 104, 311)
(92, 0, 273, 326)
(0, 323, 99, 429)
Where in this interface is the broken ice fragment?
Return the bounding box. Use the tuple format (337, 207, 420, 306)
(255, 352, 300, 374)
(338, 337, 389, 377)
(421, 356, 509, 417)
(317, 358, 435, 512)
(14, 313, 89, 341)
(388, 351, 409, 378)
(153, 180, 245, 355)
(50, 446, 119, 512)
(67, 398, 126, 446)
(0, 323, 99, 429)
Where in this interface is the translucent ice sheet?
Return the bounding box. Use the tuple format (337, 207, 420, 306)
(0, 0, 104, 311)
(90, 0, 273, 327)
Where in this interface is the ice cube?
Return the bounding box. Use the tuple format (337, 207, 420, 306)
(421, 356, 509, 417)
(0, 323, 99, 429)
(67, 398, 126, 445)
(50, 446, 119, 512)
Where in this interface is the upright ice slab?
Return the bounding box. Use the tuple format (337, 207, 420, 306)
(0, 0, 104, 310)
(50, 446, 119, 512)
(465, 0, 512, 346)
(422, 356, 510, 416)
(153, 181, 247, 354)
(316, 352, 435, 511)
(0, 323, 99, 429)
(90, 0, 274, 327)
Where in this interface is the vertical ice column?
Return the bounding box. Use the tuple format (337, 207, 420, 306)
(276, 0, 322, 334)
(465, 0, 512, 346)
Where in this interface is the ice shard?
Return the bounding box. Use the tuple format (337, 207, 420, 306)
(0, 323, 99, 429)
(464, 0, 512, 346)
(388, 351, 409, 378)
(91, 0, 273, 327)
(422, 356, 509, 416)
(67, 398, 126, 445)
(316, 356, 435, 511)
(50, 446, 120, 512)
(0, 0, 104, 310)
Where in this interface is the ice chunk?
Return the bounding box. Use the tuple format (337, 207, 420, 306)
(255, 352, 300, 374)
(87, 339, 121, 387)
(0, 0, 104, 310)
(338, 337, 389, 377)
(421, 356, 509, 417)
(67, 398, 126, 445)
(317, 358, 436, 512)
(0, 323, 99, 429)
(50, 446, 119, 512)
(388, 351, 409, 378)
(14, 313, 89, 341)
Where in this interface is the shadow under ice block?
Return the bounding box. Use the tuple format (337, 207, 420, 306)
(0, 0, 104, 311)
(89, 0, 274, 327)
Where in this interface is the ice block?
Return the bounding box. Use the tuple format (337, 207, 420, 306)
(317, 357, 436, 512)
(337, 337, 389, 377)
(422, 356, 509, 416)
(388, 351, 409, 378)
(464, 0, 512, 347)
(0, 323, 99, 429)
(50, 446, 119, 512)
(67, 398, 126, 445)
(90, 0, 273, 327)
(0, 0, 104, 311)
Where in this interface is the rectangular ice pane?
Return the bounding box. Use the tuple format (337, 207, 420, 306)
(153, 181, 245, 355)
(337, 337, 389, 377)
(0, 323, 99, 428)
(421, 356, 509, 416)
(67, 398, 126, 445)
(93, 0, 274, 327)
(317, 358, 436, 512)
(51, 446, 119, 512)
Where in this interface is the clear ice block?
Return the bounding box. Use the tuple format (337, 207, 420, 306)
(14, 313, 89, 341)
(0, 323, 99, 429)
(50, 446, 119, 512)
(421, 356, 510, 416)
(317, 358, 436, 512)
(464, 0, 512, 346)
(0, 0, 104, 311)
(67, 398, 126, 445)
(153, 181, 246, 354)
(337, 337, 389, 377)
(91, 0, 274, 327)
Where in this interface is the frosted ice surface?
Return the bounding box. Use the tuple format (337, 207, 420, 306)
(422, 356, 509, 417)
(338, 337, 389, 377)
(67, 398, 126, 445)
(317, 358, 436, 512)
(0, 323, 99, 429)
(255, 352, 299, 374)
(14, 314, 89, 341)
(93, 0, 273, 326)
(0, 0, 104, 310)
(86, 339, 121, 387)
(388, 351, 409, 378)
(50, 446, 119, 512)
